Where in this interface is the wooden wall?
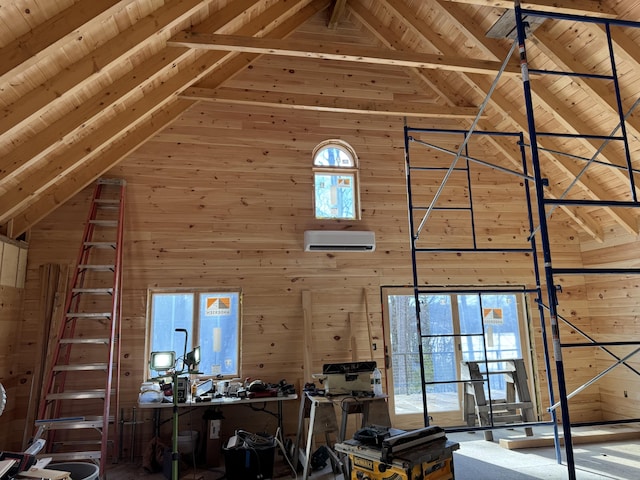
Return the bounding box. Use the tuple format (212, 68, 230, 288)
(8, 97, 604, 456)
(0, 236, 28, 447)
(579, 225, 640, 422)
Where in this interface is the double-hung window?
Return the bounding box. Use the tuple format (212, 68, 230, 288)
(147, 289, 242, 379)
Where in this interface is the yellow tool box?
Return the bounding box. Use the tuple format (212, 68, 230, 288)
(335, 425, 458, 480)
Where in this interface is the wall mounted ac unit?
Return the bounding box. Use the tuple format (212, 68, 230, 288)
(304, 230, 376, 252)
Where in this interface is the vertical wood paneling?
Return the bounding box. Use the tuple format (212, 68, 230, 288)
(0, 284, 24, 447)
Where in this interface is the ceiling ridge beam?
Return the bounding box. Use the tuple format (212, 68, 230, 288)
(440, 0, 617, 18)
(0, 0, 216, 138)
(167, 32, 522, 75)
(0, 0, 134, 86)
(181, 87, 483, 118)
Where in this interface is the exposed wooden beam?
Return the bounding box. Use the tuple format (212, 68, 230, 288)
(422, 0, 639, 235)
(328, 0, 348, 29)
(2, 0, 330, 227)
(181, 87, 482, 118)
(441, 0, 617, 18)
(8, 100, 195, 238)
(0, 0, 276, 185)
(529, 24, 640, 176)
(0, 48, 187, 183)
(0, 0, 131, 85)
(347, 3, 465, 107)
(436, 0, 640, 185)
(0, 0, 214, 138)
(353, 0, 608, 241)
(168, 32, 522, 75)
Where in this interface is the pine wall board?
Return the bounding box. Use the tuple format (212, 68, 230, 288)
(12, 100, 600, 454)
(578, 224, 640, 423)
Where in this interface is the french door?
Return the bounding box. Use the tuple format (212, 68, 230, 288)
(382, 287, 535, 430)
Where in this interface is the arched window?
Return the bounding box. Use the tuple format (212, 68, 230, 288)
(312, 140, 360, 219)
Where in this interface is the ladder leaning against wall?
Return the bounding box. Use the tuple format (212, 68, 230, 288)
(35, 178, 125, 476)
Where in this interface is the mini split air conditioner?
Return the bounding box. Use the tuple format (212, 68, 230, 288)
(304, 230, 376, 252)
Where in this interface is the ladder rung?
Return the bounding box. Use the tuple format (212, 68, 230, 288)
(39, 451, 101, 461)
(94, 199, 119, 204)
(78, 264, 114, 271)
(65, 312, 112, 319)
(89, 220, 118, 227)
(46, 389, 112, 401)
(59, 338, 109, 345)
(481, 414, 523, 423)
(53, 440, 103, 447)
(84, 242, 116, 248)
(72, 288, 114, 295)
(35, 417, 106, 430)
(53, 363, 109, 372)
(98, 177, 126, 186)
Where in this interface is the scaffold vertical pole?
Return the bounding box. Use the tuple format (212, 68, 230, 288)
(514, 3, 576, 479)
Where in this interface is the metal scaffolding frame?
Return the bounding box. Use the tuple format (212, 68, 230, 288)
(404, 5, 640, 480)
(403, 126, 560, 456)
(515, 4, 640, 479)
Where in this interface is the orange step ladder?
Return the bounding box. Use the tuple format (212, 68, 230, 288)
(35, 178, 125, 476)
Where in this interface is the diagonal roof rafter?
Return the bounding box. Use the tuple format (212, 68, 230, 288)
(350, 0, 602, 242)
(7, 0, 332, 234)
(0, 0, 215, 139)
(423, 0, 639, 235)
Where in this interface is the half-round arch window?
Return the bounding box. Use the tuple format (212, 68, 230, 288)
(312, 140, 360, 219)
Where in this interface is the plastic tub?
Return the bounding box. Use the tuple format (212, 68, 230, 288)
(177, 430, 198, 455)
(47, 462, 99, 480)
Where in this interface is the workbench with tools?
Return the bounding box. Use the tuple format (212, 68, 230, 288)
(335, 425, 459, 480)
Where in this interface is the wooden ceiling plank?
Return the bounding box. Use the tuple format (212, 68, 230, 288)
(193, 0, 333, 90)
(0, 0, 213, 137)
(181, 86, 482, 118)
(167, 32, 522, 75)
(328, 0, 348, 29)
(0, 0, 270, 182)
(423, 0, 639, 235)
(530, 25, 640, 161)
(0, 0, 131, 85)
(347, 2, 464, 106)
(194, 0, 263, 33)
(8, 100, 195, 238)
(441, 0, 617, 18)
(0, 0, 329, 224)
(0, 48, 188, 183)
(604, 24, 640, 66)
(365, 0, 624, 238)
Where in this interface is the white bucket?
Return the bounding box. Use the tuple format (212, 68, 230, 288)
(177, 430, 198, 455)
(48, 463, 99, 480)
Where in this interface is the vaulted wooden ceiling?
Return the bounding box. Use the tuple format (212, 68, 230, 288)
(1, 0, 638, 241)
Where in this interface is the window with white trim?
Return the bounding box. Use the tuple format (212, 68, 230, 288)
(312, 140, 360, 219)
(146, 289, 241, 379)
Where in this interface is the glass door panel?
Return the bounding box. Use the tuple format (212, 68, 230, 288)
(382, 288, 533, 430)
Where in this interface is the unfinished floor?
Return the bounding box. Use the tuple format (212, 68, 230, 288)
(105, 425, 640, 480)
